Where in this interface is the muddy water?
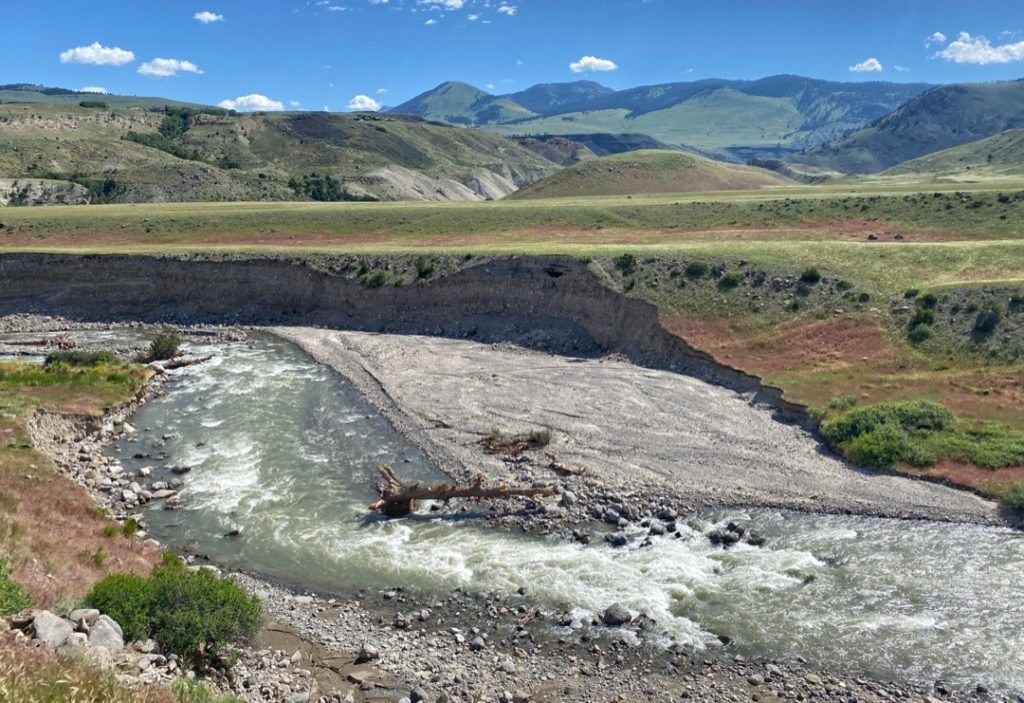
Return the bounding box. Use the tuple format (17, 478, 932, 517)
(108, 335, 1024, 692)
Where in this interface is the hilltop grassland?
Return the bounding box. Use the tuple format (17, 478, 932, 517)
(2, 178, 1023, 503)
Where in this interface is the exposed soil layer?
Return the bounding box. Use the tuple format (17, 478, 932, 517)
(0, 253, 808, 424)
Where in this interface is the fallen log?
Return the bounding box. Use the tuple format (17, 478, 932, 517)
(369, 464, 556, 518)
(150, 356, 213, 373)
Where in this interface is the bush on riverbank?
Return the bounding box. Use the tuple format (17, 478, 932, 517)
(170, 678, 244, 703)
(43, 350, 120, 368)
(144, 326, 182, 362)
(84, 559, 261, 668)
(992, 481, 1024, 511)
(823, 400, 1024, 474)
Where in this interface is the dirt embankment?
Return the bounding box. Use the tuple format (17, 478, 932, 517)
(0, 253, 807, 423)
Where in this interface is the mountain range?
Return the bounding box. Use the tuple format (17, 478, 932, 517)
(391, 75, 934, 161)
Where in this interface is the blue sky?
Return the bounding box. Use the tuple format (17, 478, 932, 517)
(5, 0, 1024, 111)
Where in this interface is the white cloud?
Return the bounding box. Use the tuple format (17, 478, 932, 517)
(485, 82, 495, 90)
(79, 86, 109, 94)
(194, 11, 224, 23)
(368, 0, 389, 3)
(424, 18, 437, 24)
(468, 13, 480, 20)
(894, 65, 910, 72)
(327, 5, 347, 11)
(848, 57, 883, 73)
(138, 58, 203, 77)
(347, 94, 382, 111)
(289, 100, 301, 107)
(218, 94, 285, 111)
(925, 31, 947, 47)
(419, 0, 464, 8)
(497, 3, 516, 15)
(937, 31, 1024, 64)
(569, 55, 618, 73)
(376, 87, 388, 94)
(59, 42, 134, 66)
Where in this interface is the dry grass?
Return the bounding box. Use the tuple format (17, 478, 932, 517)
(0, 362, 159, 608)
(0, 632, 174, 703)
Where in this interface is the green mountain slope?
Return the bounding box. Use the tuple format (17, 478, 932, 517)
(0, 99, 559, 204)
(789, 80, 1024, 174)
(389, 81, 536, 125)
(510, 150, 792, 199)
(390, 75, 931, 161)
(502, 81, 614, 115)
(883, 129, 1024, 177)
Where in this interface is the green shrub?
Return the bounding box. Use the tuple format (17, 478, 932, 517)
(148, 564, 260, 667)
(360, 271, 388, 289)
(919, 292, 939, 309)
(146, 326, 182, 362)
(796, 282, 813, 297)
(843, 425, 909, 469)
(85, 564, 260, 668)
(974, 308, 1001, 334)
(909, 309, 934, 328)
(171, 678, 245, 703)
(414, 256, 435, 279)
(44, 350, 119, 368)
(836, 279, 854, 291)
(907, 325, 933, 344)
(0, 557, 32, 616)
(823, 400, 955, 446)
(84, 573, 152, 642)
(613, 253, 637, 275)
(827, 395, 858, 412)
(799, 267, 821, 284)
(685, 261, 709, 278)
(717, 272, 743, 290)
(904, 289, 920, 299)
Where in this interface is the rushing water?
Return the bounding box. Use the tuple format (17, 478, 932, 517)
(107, 334, 1024, 693)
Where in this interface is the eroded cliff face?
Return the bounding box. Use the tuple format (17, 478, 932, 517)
(0, 253, 806, 423)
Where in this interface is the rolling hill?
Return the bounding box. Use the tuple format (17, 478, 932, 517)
(788, 80, 1024, 174)
(389, 81, 537, 125)
(0, 83, 206, 111)
(0, 98, 559, 204)
(390, 75, 932, 161)
(883, 129, 1024, 177)
(510, 150, 792, 199)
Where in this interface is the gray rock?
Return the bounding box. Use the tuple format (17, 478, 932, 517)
(88, 615, 124, 655)
(602, 603, 633, 627)
(68, 608, 100, 628)
(61, 632, 89, 650)
(469, 635, 486, 651)
(513, 692, 530, 703)
(559, 491, 576, 507)
(497, 657, 517, 674)
(32, 611, 74, 647)
(356, 642, 380, 663)
(289, 693, 310, 703)
(410, 687, 428, 702)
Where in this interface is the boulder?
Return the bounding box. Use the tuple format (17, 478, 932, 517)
(602, 603, 633, 627)
(356, 642, 380, 663)
(68, 608, 100, 628)
(88, 615, 124, 655)
(32, 611, 74, 647)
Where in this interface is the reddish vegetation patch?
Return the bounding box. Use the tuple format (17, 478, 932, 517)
(902, 460, 1024, 496)
(664, 314, 897, 377)
(1, 467, 159, 607)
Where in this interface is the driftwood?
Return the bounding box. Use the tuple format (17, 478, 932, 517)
(544, 451, 586, 476)
(153, 354, 211, 370)
(5, 334, 71, 349)
(369, 464, 556, 518)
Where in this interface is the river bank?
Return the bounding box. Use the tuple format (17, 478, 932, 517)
(6, 318, 1019, 702)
